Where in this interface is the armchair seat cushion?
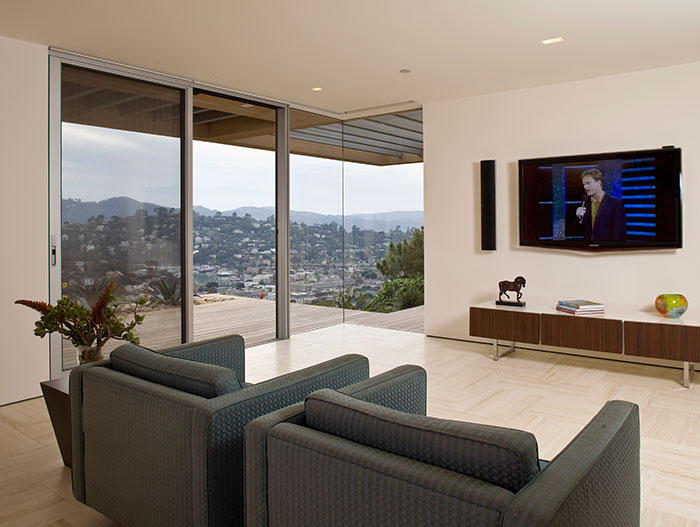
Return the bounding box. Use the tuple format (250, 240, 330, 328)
(305, 389, 539, 493)
(110, 343, 242, 398)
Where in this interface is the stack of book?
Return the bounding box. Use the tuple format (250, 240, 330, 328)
(556, 299, 605, 315)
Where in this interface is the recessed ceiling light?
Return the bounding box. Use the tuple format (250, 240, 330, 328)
(542, 37, 564, 45)
(312, 86, 323, 92)
(400, 68, 412, 74)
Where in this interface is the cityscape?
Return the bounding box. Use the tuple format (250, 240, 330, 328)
(61, 197, 424, 309)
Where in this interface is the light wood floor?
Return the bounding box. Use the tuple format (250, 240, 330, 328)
(4, 324, 700, 526)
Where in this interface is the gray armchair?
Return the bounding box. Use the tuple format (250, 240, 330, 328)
(246, 390, 640, 527)
(246, 362, 429, 527)
(69, 335, 370, 527)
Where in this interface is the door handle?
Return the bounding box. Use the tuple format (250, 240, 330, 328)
(51, 234, 57, 266)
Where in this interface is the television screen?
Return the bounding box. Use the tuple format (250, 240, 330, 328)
(519, 147, 682, 250)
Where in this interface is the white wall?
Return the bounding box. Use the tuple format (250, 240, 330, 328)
(0, 36, 49, 404)
(424, 61, 700, 340)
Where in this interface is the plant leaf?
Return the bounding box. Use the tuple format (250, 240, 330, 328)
(15, 299, 53, 314)
(90, 279, 116, 324)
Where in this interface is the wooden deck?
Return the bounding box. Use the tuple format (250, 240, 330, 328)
(61, 297, 424, 369)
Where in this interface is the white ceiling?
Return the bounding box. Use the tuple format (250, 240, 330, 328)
(2, 0, 700, 117)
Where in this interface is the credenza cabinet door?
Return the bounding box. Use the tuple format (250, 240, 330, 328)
(624, 322, 700, 362)
(469, 307, 539, 344)
(541, 314, 623, 354)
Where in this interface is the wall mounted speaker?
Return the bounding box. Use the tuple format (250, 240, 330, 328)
(480, 160, 496, 250)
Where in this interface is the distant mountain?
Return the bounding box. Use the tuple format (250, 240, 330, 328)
(193, 205, 218, 216)
(196, 205, 424, 232)
(63, 198, 423, 231)
(342, 211, 424, 232)
(62, 197, 179, 224)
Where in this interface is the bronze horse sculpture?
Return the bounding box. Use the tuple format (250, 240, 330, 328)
(498, 276, 526, 303)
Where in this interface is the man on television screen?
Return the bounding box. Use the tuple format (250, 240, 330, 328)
(575, 168, 626, 241)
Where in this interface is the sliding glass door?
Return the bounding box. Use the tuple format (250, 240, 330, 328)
(192, 90, 277, 345)
(49, 54, 289, 376)
(55, 64, 185, 370)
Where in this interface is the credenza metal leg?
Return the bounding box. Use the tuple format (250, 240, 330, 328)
(493, 340, 516, 361)
(683, 362, 695, 388)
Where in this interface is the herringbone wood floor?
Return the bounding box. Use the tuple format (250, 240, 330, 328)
(3, 324, 699, 525)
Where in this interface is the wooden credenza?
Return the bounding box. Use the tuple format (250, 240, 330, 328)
(469, 302, 697, 387)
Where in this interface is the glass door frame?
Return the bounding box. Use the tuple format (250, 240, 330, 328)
(48, 51, 290, 378)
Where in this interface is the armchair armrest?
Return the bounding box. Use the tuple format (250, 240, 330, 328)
(69, 358, 111, 503)
(502, 400, 640, 527)
(72, 367, 205, 524)
(161, 334, 245, 381)
(191, 353, 369, 527)
(339, 364, 426, 415)
(245, 364, 427, 527)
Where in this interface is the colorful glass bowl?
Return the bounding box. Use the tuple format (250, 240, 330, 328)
(655, 294, 688, 318)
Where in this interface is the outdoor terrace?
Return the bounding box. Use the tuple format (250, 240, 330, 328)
(61, 296, 424, 369)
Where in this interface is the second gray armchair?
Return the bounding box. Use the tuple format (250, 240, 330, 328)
(246, 389, 640, 527)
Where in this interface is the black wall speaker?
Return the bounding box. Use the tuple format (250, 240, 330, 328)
(480, 160, 496, 250)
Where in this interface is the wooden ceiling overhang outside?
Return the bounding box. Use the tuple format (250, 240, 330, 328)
(61, 66, 422, 166)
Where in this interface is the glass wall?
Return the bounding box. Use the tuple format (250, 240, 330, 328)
(59, 64, 183, 369)
(341, 110, 424, 332)
(289, 109, 344, 334)
(343, 159, 424, 331)
(51, 53, 423, 376)
(192, 90, 277, 345)
(288, 109, 424, 336)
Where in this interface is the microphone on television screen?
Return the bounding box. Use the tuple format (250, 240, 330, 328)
(576, 194, 587, 224)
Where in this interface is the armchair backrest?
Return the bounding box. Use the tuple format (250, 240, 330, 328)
(110, 342, 243, 397)
(304, 389, 540, 493)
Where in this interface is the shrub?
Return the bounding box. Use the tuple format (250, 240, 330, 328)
(366, 276, 424, 312)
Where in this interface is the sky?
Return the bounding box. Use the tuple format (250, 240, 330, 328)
(62, 124, 423, 215)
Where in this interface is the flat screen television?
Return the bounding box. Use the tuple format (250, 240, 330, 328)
(519, 147, 682, 250)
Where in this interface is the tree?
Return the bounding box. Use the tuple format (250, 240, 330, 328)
(376, 242, 401, 279)
(376, 226, 423, 279)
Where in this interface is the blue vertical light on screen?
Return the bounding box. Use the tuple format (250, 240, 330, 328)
(621, 157, 657, 239)
(552, 164, 565, 239)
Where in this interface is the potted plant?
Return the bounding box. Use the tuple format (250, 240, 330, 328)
(16, 279, 147, 364)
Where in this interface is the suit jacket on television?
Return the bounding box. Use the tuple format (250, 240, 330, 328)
(583, 193, 626, 241)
